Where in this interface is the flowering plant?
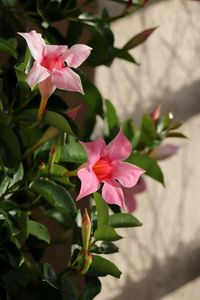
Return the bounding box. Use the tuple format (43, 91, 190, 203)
(0, 0, 185, 299)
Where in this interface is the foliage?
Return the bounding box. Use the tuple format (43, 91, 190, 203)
(0, 0, 184, 299)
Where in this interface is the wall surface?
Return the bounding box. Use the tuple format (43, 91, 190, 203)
(95, 1, 200, 299)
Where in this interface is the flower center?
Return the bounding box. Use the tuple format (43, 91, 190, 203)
(41, 54, 64, 71)
(93, 159, 113, 181)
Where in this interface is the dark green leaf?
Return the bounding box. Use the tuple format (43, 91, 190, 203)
(22, 109, 75, 136)
(0, 127, 21, 168)
(109, 213, 142, 228)
(128, 153, 164, 185)
(79, 277, 101, 300)
(59, 274, 78, 300)
(98, 241, 119, 254)
(113, 48, 138, 64)
(31, 179, 77, 216)
(167, 132, 187, 138)
(105, 99, 119, 138)
(89, 255, 121, 278)
(0, 38, 17, 58)
(28, 220, 50, 244)
(43, 263, 58, 288)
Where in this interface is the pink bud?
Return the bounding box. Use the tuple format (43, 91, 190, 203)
(82, 209, 91, 251)
(150, 104, 161, 122)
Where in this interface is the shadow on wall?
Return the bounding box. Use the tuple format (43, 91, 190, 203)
(131, 79, 200, 124)
(108, 242, 200, 300)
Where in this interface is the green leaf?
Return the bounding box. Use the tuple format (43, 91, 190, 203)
(0, 38, 17, 58)
(15, 211, 29, 244)
(79, 277, 101, 300)
(105, 99, 119, 138)
(0, 200, 18, 211)
(128, 153, 164, 185)
(28, 220, 50, 244)
(166, 132, 187, 138)
(123, 27, 157, 50)
(93, 192, 109, 226)
(31, 179, 77, 216)
(43, 263, 58, 288)
(100, 241, 119, 254)
(140, 113, 157, 146)
(0, 127, 21, 168)
(22, 109, 75, 136)
(0, 112, 12, 126)
(89, 255, 121, 278)
(113, 48, 138, 64)
(59, 274, 78, 300)
(94, 225, 122, 241)
(61, 137, 87, 164)
(109, 213, 142, 228)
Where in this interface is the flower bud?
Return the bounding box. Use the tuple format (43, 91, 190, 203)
(81, 208, 91, 251)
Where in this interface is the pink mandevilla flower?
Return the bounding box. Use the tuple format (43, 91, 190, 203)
(77, 130, 145, 209)
(18, 30, 92, 118)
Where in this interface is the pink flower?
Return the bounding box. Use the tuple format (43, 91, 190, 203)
(77, 130, 145, 209)
(122, 177, 146, 212)
(149, 144, 179, 160)
(18, 30, 92, 119)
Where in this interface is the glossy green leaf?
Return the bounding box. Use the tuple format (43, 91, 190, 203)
(93, 192, 109, 227)
(89, 255, 122, 278)
(79, 277, 101, 300)
(43, 263, 58, 288)
(105, 99, 119, 138)
(28, 220, 50, 244)
(0, 112, 12, 126)
(109, 213, 142, 228)
(31, 179, 77, 216)
(113, 48, 138, 64)
(94, 225, 122, 241)
(100, 241, 119, 254)
(0, 38, 17, 58)
(128, 153, 164, 185)
(61, 137, 87, 163)
(123, 27, 157, 50)
(22, 109, 75, 136)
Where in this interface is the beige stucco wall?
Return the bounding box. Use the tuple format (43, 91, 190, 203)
(95, 1, 200, 299)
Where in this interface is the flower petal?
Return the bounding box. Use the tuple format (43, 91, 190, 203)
(107, 129, 132, 161)
(43, 45, 68, 56)
(26, 62, 51, 88)
(65, 44, 92, 68)
(52, 67, 84, 94)
(80, 138, 107, 167)
(76, 167, 100, 200)
(122, 187, 137, 213)
(102, 179, 125, 208)
(112, 161, 145, 188)
(39, 76, 56, 100)
(18, 30, 45, 61)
